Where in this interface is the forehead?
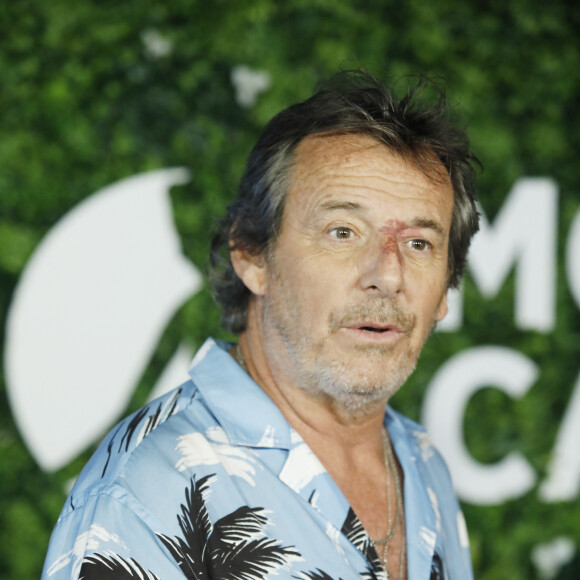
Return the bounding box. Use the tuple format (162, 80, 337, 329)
(286, 133, 453, 219)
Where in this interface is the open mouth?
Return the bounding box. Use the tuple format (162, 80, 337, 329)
(360, 326, 390, 333)
(340, 322, 405, 344)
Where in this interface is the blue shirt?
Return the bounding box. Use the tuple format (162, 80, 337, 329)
(42, 338, 473, 580)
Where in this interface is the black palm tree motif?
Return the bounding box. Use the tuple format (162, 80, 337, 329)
(157, 473, 302, 580)
(80, 553, 160, 579)
(341, 507, 447, 580)
(79, 473, 300, 579)
(341, 508, 383, 578)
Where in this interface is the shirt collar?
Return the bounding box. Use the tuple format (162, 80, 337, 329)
(189, 338, 351, 529)
(386, 409, 439, 578)
(188, 338, 293, 448)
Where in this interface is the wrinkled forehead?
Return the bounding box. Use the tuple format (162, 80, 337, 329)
(284, 133, 453, 216)
(289, 132, 451, 191)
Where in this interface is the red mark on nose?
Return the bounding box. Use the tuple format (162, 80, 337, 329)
(378, 219, 409, 236)
(378, 219, 408, 256)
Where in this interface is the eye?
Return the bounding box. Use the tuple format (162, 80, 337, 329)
(330, 227, 354, 240)
(408, 239, 431, 251)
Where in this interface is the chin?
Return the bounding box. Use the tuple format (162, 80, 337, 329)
(301, 356, 417, 414)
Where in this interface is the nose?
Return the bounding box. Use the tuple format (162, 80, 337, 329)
(357, 237, 404, 296)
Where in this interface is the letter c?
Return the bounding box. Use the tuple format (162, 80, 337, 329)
(422, 346, 538, 505)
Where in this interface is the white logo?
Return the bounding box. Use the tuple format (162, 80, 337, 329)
(5, 168, 201, 471)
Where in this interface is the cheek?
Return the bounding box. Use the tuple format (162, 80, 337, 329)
(278, 247, 332, 287)
(286, 264, 339, 321)
(273, 243, 355, 317)
(405, 267, 448, 313)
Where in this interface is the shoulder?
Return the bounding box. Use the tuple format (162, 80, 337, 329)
(62, 338, 242, 514)
(65, 380, 204, 510)
(43, 384, 207, 580)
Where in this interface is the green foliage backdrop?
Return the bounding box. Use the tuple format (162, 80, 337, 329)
(1, 1, 579, 578)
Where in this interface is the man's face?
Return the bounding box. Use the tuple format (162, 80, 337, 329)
(256, 133, 453, 411)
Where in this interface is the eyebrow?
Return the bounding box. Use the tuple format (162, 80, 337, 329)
(317, 201, 446, 236)
(318, 201, 365, 213)
(407, 218, 446, 237)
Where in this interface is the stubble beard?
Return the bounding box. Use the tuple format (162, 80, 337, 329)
(262, 278, 429, 416)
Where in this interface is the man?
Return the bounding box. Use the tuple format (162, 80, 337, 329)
(42, 71, 479, 580)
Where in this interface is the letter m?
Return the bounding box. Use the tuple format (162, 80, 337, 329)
(445, 178, 558, 332)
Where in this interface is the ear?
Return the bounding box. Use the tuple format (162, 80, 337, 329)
(434, 290, 448, 322)
(230, 247, 267, 296)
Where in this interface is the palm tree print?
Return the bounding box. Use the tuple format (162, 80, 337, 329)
(158, 474, 302, 579)
(80, 554, 160, 579)
(340, 507, 447, 580)
(80, 473, 301, 580)
(340, 508, 383, 579)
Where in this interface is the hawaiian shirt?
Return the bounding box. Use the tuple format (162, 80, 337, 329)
(42, 338, 473, 580)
